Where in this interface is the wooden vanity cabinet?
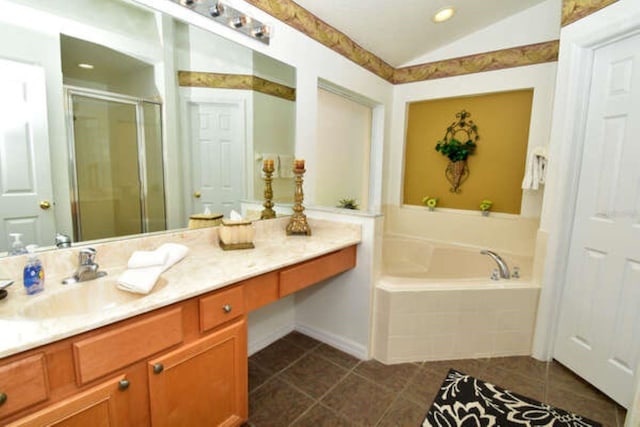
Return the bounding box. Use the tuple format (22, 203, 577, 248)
(148, 319, 247, 427)
(0, 244, 357, 426)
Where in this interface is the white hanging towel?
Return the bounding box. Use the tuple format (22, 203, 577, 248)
(521, 146, 548, 190)
(279, 154, 295, 179)
(260, 153, 279, 178)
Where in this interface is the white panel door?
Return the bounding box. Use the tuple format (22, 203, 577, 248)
(0, 58, 55, 251)
(554, 33, 640, 408)
(189, 102, 244, 218)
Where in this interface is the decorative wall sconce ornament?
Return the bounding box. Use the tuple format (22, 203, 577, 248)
(174, 0, 271, 45)
(434, 110, 479, 192)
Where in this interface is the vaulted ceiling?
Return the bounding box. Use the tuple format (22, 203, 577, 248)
(291, 0, 550, 67)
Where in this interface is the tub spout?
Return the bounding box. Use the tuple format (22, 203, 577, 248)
(481, 250, 510, 279)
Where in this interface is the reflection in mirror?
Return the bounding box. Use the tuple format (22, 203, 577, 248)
(0, 0, 296, 254)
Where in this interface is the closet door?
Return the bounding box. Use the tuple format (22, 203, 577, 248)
(0, 59, 55, 250)
(554, 32, 640, 408)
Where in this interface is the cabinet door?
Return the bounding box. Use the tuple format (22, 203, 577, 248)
(148, 318, 248, 427)
(8, 375, 131, 427)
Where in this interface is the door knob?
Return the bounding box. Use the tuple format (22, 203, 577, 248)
(39, 200, 51, 210)
(193, 191, 201, 199)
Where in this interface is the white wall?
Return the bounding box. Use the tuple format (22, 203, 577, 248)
(315, 88, 372, 209)
(252, 92, 295, 202)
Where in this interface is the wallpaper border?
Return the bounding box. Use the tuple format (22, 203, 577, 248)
(178, 71, 296, 101)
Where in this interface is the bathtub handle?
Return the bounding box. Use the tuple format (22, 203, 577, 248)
(490, 269, 500, 281)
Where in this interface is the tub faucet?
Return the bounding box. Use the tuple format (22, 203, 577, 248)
(481, 250, 510, 279)
(62, 248, 107, 284)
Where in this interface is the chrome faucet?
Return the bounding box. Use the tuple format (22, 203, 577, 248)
(481, 249, 510, 279)
(62, 248, 107, 284)
(55, 233, 72, 249)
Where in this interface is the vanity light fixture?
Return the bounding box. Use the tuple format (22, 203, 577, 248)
(180, 0, 199, 8)
(432, 7, 456, 23)
(230, 15, 250, 29)
(173, 0, 271, 45)
(252, 24, 269, 39)
(78, 63, 94, 69)
(208, 2, 224, 17)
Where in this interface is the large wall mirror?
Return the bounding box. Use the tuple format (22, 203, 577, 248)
(0, 0, 296, 254)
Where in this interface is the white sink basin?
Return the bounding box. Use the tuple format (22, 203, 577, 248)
(19, 280, 141, 319)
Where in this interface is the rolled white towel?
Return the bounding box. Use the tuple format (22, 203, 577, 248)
(117, 266, 163, 294)
(117, 243, 189, 294)
(157, 243, 189, 272)
(127, 250, 169, 269)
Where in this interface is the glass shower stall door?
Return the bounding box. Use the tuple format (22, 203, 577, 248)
(68, 91, 165, 242)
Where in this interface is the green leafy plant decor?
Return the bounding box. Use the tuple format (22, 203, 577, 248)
(337, 198, 359, 210)
(422, 196, 438, 211)
(479, 199, 493, 216)
(434, 110, 479, 193)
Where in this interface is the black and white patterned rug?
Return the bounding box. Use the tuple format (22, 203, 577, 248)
(422, 369, 602, 427)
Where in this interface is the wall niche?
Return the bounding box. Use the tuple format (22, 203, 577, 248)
(403, 89, 533, 214)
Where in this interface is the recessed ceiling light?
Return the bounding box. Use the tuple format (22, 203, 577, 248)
(78, 63, 94, 70)
(432, 7, 455, 23)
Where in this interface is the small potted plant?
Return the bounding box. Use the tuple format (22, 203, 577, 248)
(479, 199, 493, 216)
(337, 198, 359, 210)
(421, 196, 438, 211)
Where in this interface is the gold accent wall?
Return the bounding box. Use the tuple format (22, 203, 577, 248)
(403, 89, 534, 214)
(178, 71, 296, 101)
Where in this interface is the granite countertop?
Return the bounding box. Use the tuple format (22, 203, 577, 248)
(0, 217, 361, 358)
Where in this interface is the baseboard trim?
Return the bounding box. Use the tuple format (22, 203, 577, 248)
(295, 322, 369, 360)
(248, 323, 295, 356)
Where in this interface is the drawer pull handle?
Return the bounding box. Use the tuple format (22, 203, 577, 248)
(223, 304, 232, 313)
(118, 379, 130, 391)
(0, 392, 7, 405)
(153, 363, 164, 374)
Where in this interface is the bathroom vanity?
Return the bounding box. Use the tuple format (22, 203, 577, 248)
(0, 218, 359, 426)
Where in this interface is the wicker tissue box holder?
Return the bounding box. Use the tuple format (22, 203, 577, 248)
(218, 219, 255, 250)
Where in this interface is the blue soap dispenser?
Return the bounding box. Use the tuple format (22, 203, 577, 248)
(23, 244, 45, 295)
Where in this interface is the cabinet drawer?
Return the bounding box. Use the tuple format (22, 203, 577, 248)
(279, 245, 357, 297)
(200, 286, 245, 333)
(73, 308, 183, 385)
(244, 272, 278, 312)
(0, 354, 49, 418)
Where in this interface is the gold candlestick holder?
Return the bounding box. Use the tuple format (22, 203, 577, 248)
(260, 161, 276, 220)
(286, 164, 311, 236)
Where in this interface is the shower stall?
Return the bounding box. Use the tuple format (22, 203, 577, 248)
(66, 88, 166, 242)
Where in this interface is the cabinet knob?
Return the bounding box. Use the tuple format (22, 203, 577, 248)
(118, 379, 130, 391)
(0, 392, 7, 405)
(153, 363, 164, 374)
(222, 304, 232, 313)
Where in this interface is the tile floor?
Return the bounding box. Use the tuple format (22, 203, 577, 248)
(246, 332, 627, 427)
